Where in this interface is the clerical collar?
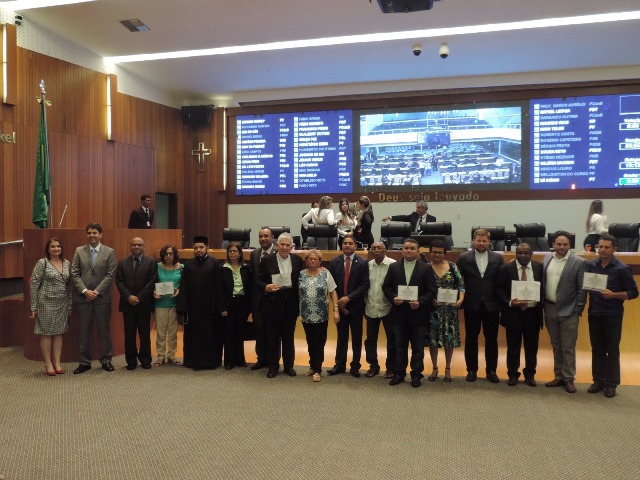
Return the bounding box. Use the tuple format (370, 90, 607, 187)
(196, 254, 209, 262)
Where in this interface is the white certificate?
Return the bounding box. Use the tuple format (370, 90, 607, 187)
(397, 285, 418, 301)
(511, 281, 541, 302)
(272, 273, 292, 288)
(583, 272, 608, 291)
(437, 288, 458, 305)
(155, 282, 175, 296)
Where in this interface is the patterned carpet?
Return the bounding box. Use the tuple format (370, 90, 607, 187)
(1, 346, 639, 480)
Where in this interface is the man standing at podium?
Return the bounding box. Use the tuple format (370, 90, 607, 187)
(382, 200, 436, 232)
(128, 194, 154, 229)
(71, 223, 116, 374)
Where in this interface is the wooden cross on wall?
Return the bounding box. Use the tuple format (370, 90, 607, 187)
(191, 142, 211, 172)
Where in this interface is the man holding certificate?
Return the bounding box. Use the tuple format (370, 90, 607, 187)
(586, 234, 638, 398)
(382, 239, 436, 388)
(497, 243, 543, 387)
(256, 233, 304, 378)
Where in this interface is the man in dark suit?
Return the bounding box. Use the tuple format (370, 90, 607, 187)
(71, 223, 117, 374)
(382, 200, 436, 232)
(327, 233, 370, 377)
(497, 243, 543, 386)
(382, 239, 436, 387)
(543, 230, 588, 393)
(256, 233, 304, 378)
(128, 194, 154, 229)
(249, 227, 276, 370)
(456, 228, 505, 383)
(115, 237, 157, 370)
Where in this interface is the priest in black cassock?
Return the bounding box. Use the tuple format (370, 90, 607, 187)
(177, 236, 223, 369)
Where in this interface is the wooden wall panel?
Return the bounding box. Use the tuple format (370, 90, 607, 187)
(0, 47, 186, 278)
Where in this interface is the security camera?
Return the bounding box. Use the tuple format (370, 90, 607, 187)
(439, 42, 449, 59)
(413, 45, 422, 57)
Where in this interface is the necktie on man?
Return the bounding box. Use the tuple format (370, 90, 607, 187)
(519, 266, 528, 310)
(90, 248, 97, 266)
(133, 257, 140, 275)
(344, 256, 351, 295)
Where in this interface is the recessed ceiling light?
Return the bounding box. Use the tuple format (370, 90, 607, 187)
(120, 19, 150, 33)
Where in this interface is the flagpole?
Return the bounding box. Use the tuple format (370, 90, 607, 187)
(39, 80, 54, 228)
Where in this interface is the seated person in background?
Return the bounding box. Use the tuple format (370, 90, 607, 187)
(301, 196, 336, 232)
(382, 200, 435, 232)
(301, 201, 320, 245)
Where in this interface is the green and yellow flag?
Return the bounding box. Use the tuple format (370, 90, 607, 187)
(32, 97, 51, 228)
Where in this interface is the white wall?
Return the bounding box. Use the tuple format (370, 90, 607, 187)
(228, 198, 638, 251)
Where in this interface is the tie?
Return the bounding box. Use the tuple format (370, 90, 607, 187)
(344, 256, 351, 295)
(133, 257, 140, 275)
(520, 266, 527, 281)
(90, 248, 97, 266)
(262, 250, 268, 257)
(416, 216, 423, 232)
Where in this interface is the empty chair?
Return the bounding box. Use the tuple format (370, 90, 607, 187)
(608, 223, 640, 252)
(262, 226, 290, 241)
(306, 224, 338, 250)
(380, 222, 411, 250)
(471, 226, 505, 251)
(419, 221, 454, 250)
(513, 223, 550, 251)
(221, 228, 251, 249)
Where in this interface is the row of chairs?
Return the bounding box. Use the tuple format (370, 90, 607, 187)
(221, 222, 640, 252)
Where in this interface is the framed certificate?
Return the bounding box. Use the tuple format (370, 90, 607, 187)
(583, 272, 608, 291)
(397, 285, 418, 301)
(511, 281, 540, 302)
(437, 288, 458, 305)
(272, 273, 292, 288)
(155, 282, 175, 296)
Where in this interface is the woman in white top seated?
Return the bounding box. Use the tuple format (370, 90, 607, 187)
(301, 195, 336, 231)
(584, 199, 608, 251)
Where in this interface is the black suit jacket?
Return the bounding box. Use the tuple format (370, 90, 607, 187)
(328, 253, 370, 318)
(128, 206, 154, 229)
(115, 254, 157, 313)
(456, 249, 504, 312)
(382, 259, 436, 324)
(391, 212, 436, 231)
(256, 253, 304, 318)
(497, 260, 544, 328)
(249, 246, 275, 311)
(218, 264, 252, 314)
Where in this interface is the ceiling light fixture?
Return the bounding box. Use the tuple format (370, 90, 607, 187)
(120, 19, 150, 33)
(107, 10, 640, 64)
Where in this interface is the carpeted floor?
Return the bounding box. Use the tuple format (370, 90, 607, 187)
(1, 346, 639, 480)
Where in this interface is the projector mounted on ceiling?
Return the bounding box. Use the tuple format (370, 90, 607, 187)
(376, 0, 437, 13)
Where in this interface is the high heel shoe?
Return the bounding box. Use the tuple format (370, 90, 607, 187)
(46, 368, 56, 376)
(444, 367, 452, 382)
(55, 368, 65, 374)
(428, 367, 439, 381)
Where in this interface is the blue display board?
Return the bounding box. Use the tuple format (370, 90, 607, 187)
(530, 94, 640, 189)
(236, 111, 353, 195)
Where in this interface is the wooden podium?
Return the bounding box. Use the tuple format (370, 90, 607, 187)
(22, 228, 182, 362)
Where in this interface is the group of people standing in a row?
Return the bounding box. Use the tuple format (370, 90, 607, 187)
(30, 213, 637, 398)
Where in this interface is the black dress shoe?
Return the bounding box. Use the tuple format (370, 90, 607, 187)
(486, 372, 500, 384)
(465, 371, 477, 382)
(251, 361, 267, 371)
(284, 368, 297, 377)
(350, 368, 361, 378)
(327, 366, 346, 376)
(365, 367, 380, 378)
(564, 380, 577, 393)
(389, 375, 405, 386)
(74, 364, 91, 374)
(266, 369, 278, 378)
(102, 362, 115, 372)
(524, 377, 537, 387)
(588, 382, 605, 394)
(236, 362, 248, 367)
(604, 386, 617, 398)
(411, 376, 421, 388)
(545, 378, 564, 387)
(141, 363, 151, 370)
(507, 376, 518, 386)
(224, 365, 234, 370)
(126, 364, 137, 371)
